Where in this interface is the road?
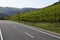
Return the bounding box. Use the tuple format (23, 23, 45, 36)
(0, 20, 60, 40)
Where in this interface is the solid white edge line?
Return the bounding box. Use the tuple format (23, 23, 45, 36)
(25, 32, 35, 38)
(0, 20, 60, 39)
(24, 26, 60, 39)
(2, 20, 60, 35)
(32, 28, 60, 39)
(13, 22, 60, 35)
(0, 29, 3, 40)
(7, 21, 60, 39)
(20, 24, 60, 39)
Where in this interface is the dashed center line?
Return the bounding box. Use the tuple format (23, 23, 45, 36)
(25, 32, 35, 38)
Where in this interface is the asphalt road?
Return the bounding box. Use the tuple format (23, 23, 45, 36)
(0, 20, 60, 40)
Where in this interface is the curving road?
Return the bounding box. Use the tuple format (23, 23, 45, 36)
(0, 20, 60, 40)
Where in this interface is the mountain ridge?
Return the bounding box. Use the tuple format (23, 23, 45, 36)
(0, 7, 37, 15)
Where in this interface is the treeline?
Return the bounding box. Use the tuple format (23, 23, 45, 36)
(17, 4, 60, 23)
(7, 3, 60, 23)
(19, 13, 60, 23)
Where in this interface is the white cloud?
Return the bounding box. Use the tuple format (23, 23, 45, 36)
(0, 0, 59, 8)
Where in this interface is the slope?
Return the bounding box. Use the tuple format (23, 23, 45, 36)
(7, 2, 60, 34)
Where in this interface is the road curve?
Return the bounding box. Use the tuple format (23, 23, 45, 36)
(0, 20, 60, 40)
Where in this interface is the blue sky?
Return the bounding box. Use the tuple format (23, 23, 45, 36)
(0, 0, 59, 8)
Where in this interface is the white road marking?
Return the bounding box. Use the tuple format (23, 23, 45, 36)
(12, 22, 60, 39)
(0, 20, 60, 39)
(24, 26, 60, 39)
(33, 29, 60, 39)
(25, 32, 35, 38)
(0, 29, 3, 40)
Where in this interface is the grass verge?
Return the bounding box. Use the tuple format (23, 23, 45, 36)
(19, 21, 60, 34)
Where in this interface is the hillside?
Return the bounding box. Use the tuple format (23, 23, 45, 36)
(0, 7, 37, 20)
(8, 3, 60, 23)
(0, 7, 37, 16)
(7, 2, 60, 33)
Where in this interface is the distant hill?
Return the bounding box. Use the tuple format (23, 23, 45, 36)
(6, 1, 60, 34)
(7, 1, 60, 22)
(0, 7, 37, 20)
(0, 7, 37, 16)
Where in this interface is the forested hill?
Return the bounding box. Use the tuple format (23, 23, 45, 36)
(6, 1, 60, 34)
(7, 2, 60, 23)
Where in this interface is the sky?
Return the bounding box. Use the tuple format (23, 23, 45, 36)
(0, 0, 59, 8)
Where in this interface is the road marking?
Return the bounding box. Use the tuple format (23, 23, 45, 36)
(25, 32, 35, 38)
(34, 29, 60, 39)
(20, 25, 60, 39)
(24, 26, 60, 39)
(15, 22, 60, 39)
(0, 29, 3, 40)
(0, 20, 60, 39)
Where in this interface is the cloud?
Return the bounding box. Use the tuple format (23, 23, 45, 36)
(0, 0, 59, 8)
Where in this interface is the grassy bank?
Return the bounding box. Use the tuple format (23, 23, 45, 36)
(18, 21, 60, 34)
(6, 2, 60, 34)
